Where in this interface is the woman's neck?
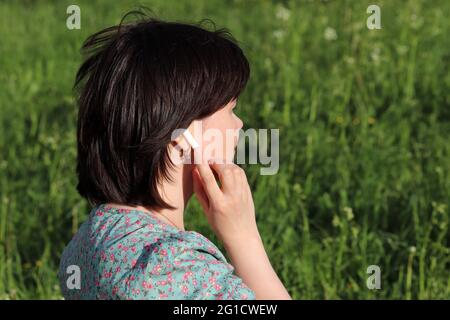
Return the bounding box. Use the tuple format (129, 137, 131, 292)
(106, 164, 193, 232)
(132, 163, 193, 232)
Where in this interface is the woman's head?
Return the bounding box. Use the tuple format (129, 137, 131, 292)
(76, 12, 250, 210)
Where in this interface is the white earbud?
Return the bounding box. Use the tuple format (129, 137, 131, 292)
(182, 129, 199, 149)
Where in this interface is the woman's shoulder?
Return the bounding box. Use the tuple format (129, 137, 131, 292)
(59, 203, 255, 300)
(88, 204, 223, 257)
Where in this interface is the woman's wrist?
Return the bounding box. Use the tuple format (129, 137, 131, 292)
(221, 232, 292, 299)
(221, 231, 263, 252)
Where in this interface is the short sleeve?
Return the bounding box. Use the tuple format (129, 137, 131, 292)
(105, 233, 256, 300)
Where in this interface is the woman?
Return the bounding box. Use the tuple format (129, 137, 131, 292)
(58, 12, 291, 300)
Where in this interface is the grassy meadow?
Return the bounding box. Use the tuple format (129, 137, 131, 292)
(0, 0, 449, 299)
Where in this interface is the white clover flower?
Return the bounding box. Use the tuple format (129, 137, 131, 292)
(276, 5, 291, 21)
(273, 29, 285, 40)
(370, 47, 381, 63)
(324, 27, 337, 41)
(344, 56, 355, 65)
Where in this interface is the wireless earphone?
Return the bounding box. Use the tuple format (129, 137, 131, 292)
(182, 129, 199, 149)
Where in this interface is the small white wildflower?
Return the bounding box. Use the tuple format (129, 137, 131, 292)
(370, 47, 381, 63)
(344, 56, 355, 65)
(266, 101, 275, 110)
(273, 29, 285, 40)
(276, 5, 291, 21)
(324, 27, 338, 41)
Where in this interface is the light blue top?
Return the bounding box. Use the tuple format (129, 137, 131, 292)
(58, 203, 256, 300)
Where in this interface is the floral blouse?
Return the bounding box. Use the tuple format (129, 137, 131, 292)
(58, 203, 256, 300)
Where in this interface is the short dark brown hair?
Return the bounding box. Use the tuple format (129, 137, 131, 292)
(75, 12, 250, 210)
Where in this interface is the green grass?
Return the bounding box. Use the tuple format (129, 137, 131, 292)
(0, 0, 449, 299)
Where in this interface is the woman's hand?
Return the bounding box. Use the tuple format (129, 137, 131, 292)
(192, 161, 261, 246)
(192, 160, 292, 300)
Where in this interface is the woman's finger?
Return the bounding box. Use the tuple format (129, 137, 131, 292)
(195, 163, 222, 201)
(210, 162, 237, 193)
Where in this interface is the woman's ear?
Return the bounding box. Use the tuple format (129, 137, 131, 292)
(169, 136, 189, 165)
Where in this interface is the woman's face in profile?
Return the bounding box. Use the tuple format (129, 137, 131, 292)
(193, 99, 243, 164)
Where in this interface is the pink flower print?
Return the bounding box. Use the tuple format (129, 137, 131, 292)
(131, 247, 137, 253)
(214, 283, 222, 291)
(170, 246, 176, 254)
(202, 282, 208, 289)
(117, 243, 123, 249)
(182, 285, 189, 294)
(103, 271, 112, 278)
(115, 266, 121, 273)
(208, 276, 216, 285)
(159, 293, 168, 298)
(112, 286, 119, 295)
(160, 249, 168, 256)
(131, 259, 137, 268)
(109, 253, 115, 262)
(142, 281, 153, 289)
(183, 271, 193, 280)
(167, 272, 174, 283)
(241, 293, 248, 299)
(208, 247, 216, 254)
(96, 211, 104, 217)
(132, 288, 140, 295)
(193, 279, 198, 286)
(151, 264, 162, 275)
